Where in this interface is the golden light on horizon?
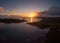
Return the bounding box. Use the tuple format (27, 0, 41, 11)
(29, 12, 37, 17)
(29, 14, 34, 17)
(18, 12, 38, 17)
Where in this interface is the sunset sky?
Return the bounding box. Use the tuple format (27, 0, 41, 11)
(0, 0, 60, 17)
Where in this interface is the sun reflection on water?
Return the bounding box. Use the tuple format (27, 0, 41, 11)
(30, 18, 33, 23)
(28, 17, 41, 23)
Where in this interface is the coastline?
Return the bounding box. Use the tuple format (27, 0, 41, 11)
(0, 19, 26, 23)
(27, 17, 60, 43)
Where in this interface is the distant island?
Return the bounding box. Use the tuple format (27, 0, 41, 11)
(0, 19, 26, 23)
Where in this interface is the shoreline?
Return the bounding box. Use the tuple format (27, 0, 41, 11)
(0, 19, 26, 23)
(27, 17, 60, 29)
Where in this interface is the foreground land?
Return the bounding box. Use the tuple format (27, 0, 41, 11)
(0, 19, 26, 23)
(28, 17, 60, 43)
(28, 17, 60, 29)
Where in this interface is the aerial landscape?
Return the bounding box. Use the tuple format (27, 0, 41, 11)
(0, 0, 60, 43)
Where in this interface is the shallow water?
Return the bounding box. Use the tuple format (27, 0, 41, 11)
(0, 22, 49, 43)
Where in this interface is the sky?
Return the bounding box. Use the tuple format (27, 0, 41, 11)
(0, 0, 60, 16)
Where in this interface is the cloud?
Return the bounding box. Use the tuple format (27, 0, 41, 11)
(12, 10, 17, 15)
(0, 6, 4, 12)
(0, 6, 17, 15)
(38, 6, 60, 17)
(5, 10, 10, 15)
(0, 6, 9, 15)
(47, 6, 60, 15)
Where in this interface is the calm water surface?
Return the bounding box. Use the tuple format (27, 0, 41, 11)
(26, 18, 41, 23)
(0, 18, 49, 43)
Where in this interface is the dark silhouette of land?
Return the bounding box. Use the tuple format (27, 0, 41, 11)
(28, 17, 60, 29)
(0, 19, 26, 23)
(28, 17, 60, 43)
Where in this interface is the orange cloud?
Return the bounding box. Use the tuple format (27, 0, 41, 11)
(0, 6, 4, 12)
(0, 6, 10, 15)
(12, 10, 17, 15)
(0, 6, 19, 15)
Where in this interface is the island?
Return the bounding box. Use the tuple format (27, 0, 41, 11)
(0, 19, 26, 23)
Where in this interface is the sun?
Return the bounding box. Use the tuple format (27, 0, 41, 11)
(29, 13, 35, 17)
(30, 14, 34, 17)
